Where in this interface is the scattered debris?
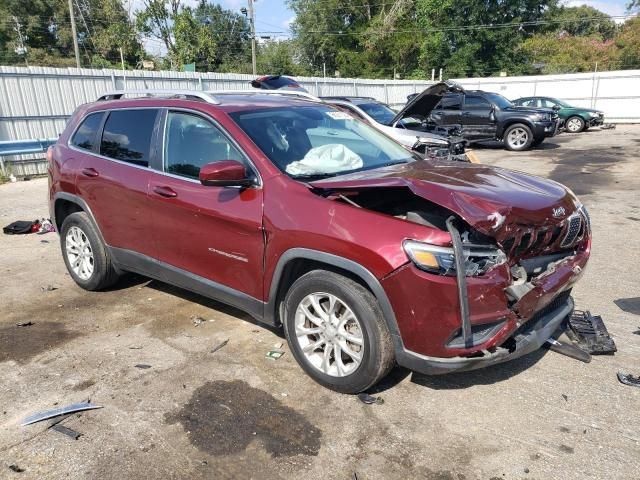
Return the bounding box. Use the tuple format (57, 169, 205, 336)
(265, 348, 285, 360)
(15, 321, 33, 327)
(192, 316, 206, 327)
(545, 338, 591, 363)
(562, 394, 568, 402)
(8, 464, 24, 473)
(357, 392, 384, 405)
(600, 123, 616, 130)
(3, 219, 39, 235)
(273, 342, 283, 349)
(40, 239, 49, 244)
(135, 364, 152, 369)
(617, 371, 640, 388)
(128, 345, 143, 350)
(41, 285, 57, 292)
(21, 402, 103, 426)
(566, 311, 617, 354)
(634, 328, 640, 336)
(210, 339, 229, 354)
(614, 297, 640, 316)
(50, 424, 82, 440)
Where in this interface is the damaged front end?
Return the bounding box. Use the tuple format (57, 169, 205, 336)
(310, 162, 591, 373)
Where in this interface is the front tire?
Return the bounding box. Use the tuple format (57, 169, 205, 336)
(566, 116, 585, 133)
(283, 270, 395, 393)
(60, 212, 120, 291)
(503, 123, 533, 151)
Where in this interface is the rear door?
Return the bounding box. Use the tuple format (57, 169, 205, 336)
(147, 109, 264, 299)
(74, 108, 160, 258)
(461, 95, 497, 140)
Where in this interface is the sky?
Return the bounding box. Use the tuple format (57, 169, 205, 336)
(140, 0, 636, 55)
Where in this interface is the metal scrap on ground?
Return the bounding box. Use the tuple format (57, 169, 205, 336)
(265, 349, 285, 360)
(210, 339, 229, 354)
(566, 311, 617, 354)
(617, 371, 640, 388)
(50, 424, 82, 440)
(357, 392, 384, 405)
(21, 403, 103, 426)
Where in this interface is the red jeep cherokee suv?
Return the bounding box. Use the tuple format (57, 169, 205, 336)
(48, 88, 591, 393)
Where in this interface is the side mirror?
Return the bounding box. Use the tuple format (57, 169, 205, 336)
(199, 160, 254, 187)
(552, 105, 561, 111)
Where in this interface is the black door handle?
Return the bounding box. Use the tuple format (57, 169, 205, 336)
(153, 186, 178, 198)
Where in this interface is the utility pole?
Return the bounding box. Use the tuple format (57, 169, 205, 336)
(68, 0, 81, 68)
(248, 0, 257, 75)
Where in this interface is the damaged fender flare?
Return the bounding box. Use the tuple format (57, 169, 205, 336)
(265, 248, 406, 353)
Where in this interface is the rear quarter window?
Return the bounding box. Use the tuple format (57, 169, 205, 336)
(99, 109, 158, 167)
(70, 112, 103, 151)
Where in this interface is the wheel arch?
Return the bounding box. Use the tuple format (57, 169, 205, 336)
(499, 119, 534, 138)
(53, 192, 106, 246)
(265, 248, 404, 350)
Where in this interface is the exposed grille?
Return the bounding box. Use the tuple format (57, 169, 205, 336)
(561, 215, 582, 247)
(500, 213, 586, 259)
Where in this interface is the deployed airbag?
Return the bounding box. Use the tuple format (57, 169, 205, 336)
(285, 144, 363, 176)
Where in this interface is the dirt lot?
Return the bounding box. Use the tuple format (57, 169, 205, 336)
(1, 126, 639, 480)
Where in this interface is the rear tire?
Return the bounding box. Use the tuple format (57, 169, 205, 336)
(283, 270, 395, 394)
(566, 116, 585, 133)
(503, 123, 533, 151)
(60, 212, 120, 291)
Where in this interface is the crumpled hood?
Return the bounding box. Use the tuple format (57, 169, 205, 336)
(310, 160, 580, 237)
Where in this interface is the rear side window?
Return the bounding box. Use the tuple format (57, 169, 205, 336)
(70, 113, 103, 151)
(100, 109, 158, 167)
(465, 96, 491, 108)
(436, 94, 462, 110)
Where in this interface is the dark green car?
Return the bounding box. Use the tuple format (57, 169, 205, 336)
(512, 96, 604, 133)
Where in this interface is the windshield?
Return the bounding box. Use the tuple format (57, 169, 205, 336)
(358, 102, 397, 125)
(484, 93, 513, 109)
(229, 106, 416, 179)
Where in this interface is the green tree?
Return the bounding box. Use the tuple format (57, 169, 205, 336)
(615, 17, 640, 69)
(256, 39, 311, 76)
(542, 4, 617, 39)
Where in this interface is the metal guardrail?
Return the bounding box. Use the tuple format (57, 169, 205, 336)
(0, 138, 57, 176)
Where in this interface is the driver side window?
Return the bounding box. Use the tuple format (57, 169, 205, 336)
(164, 111, 244, 180)
(541, 99, 557, 108)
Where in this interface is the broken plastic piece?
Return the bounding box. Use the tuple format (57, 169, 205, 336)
(50, 424, 82, 440)
(21, 402, 103, 426)
(210, 339, 229, 354)
(265, 349, 285, 360)
(135, 364, 152, 369)
(545, 338, 591, 363)
(16, 321, 33, 327)
(566, 311, 617, 354)
(617, 371, 640, 388)
(9, 465, 25, 473)
(357, 393, 384, 405)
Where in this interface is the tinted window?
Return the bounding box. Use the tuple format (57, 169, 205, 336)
(100, 109, 158, 167)
(164, 111, 244, 179)
(436, 94, 462, 110)
(71, 113, 103, 151)
(483, 93, 513, 109)
(465, 96, 491, 108)
(520, 98, 538, 107)
(541, 98, 557, 108)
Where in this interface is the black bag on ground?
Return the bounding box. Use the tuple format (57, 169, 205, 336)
(3, 220, 39, 235)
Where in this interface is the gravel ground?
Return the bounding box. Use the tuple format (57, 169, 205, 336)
(0, 125, 639, 480)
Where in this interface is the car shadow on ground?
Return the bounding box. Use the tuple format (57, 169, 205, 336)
(471, 140, 561, 151)
(145, 278, 286, 338)
(409, 348, 549, 390)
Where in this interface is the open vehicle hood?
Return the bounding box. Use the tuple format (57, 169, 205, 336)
(309, 160, 578, 238)
(390, 82, 465, 126)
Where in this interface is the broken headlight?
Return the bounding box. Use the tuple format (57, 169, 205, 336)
(403, 240, 507, 277)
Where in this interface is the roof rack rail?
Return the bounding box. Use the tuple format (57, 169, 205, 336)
(206, 89, 322, 102)
(97, 89, 220, 104)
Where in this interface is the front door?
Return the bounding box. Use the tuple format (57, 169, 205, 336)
(147, 109, 264, 300)
(461, 95, 497, 141)
(429, 93, 463, 130)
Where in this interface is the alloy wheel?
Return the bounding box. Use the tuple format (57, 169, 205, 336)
(65, 226, 94, 280)
(507, 127, 529, 148)
(566, 117, 583, 132)
(294, 292, 364, 377)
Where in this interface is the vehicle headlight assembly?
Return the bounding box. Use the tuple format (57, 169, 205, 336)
(403, 240, 507, 277)
(532, 113, 550, 122)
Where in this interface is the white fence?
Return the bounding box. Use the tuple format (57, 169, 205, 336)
(1, 65, 639, 176)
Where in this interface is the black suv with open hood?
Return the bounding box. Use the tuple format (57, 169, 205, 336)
(409, 89, 560, 151)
